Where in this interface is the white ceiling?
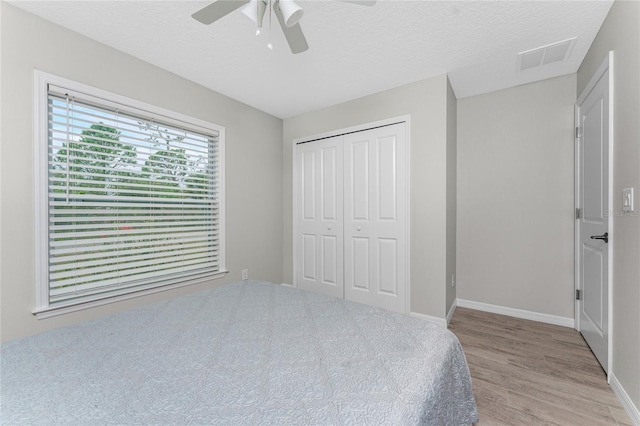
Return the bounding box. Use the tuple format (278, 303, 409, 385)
(11, 0, 613, 119)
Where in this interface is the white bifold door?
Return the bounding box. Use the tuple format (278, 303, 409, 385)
(295, 122, 407, 313)
(296, 135, 344, 299)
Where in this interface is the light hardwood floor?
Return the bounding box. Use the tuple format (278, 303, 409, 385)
(449, 307, 633, 426)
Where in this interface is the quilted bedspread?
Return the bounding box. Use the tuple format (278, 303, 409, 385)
(1, 280, 478, 425)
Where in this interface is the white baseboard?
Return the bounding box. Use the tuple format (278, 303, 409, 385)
(456, 299, 575, 328)
(410, 311, 447, 328)
(611, 373, 640, 426)
(280, 283, 294, 287)
(446, 299, 457, 326)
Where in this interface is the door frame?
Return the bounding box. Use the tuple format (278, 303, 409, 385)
(574, 51, 614, 380)
(292, 115, 411, 314)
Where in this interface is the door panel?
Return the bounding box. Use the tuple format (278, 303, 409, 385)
(583, 245, 604, 330)
(378, 135, 397, 221)
(322, 147, 338, 221)
(578, 67, 609, 373)
(302, 234, 316, 280)
(344, 123, 407, 313)
(296, 136, 344, 298)
(352, 237, 370, 290)
(351, 141, 370, 221)
(302, 151, 316, 220)
(583, 101, 604, 221)
(378, 238, 398, 295)
(322, 235, 337, 285)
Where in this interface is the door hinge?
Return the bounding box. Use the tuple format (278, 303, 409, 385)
(575, 208, 581, 219)
(575, 126, 582, 139)
(576, 289, 582, 300)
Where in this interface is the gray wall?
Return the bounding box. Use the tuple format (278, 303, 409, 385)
(457, 74, 577, 319)
(283, 75, 452, 319)
(578, 0, 640, 413)
(0, 3, 284, 342)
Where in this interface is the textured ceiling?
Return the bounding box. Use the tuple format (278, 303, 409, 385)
(10, 0, 613, 118)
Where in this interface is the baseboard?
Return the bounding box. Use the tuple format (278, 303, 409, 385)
(446, 299, 457, 326)
(456, 299, 575, 328)
(610, 373, 640, 426)
(281, 283, 294, 287)
(410, 312, 447, 328)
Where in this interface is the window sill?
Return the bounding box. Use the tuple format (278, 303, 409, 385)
(32, 270, 228, 320)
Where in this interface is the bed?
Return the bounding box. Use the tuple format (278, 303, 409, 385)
(1, 280, 478, 425)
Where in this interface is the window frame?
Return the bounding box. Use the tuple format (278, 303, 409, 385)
(33, 70, 227, 319)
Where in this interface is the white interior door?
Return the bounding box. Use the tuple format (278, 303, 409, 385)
(295, 136, 344, 298)
(343, 123, 407, 313)
(577, 58, 611, 373)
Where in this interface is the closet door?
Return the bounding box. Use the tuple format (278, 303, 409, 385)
(295, 136, 344, 298)
(344, 123, 407, 313)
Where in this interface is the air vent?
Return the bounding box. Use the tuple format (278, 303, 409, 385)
(517, 37, 577, 72)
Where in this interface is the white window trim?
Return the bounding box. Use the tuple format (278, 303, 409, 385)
(33, 70, 227, 318)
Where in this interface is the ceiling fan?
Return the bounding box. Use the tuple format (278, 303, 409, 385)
(192, 0, 376, 54)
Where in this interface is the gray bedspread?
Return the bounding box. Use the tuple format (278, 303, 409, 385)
(1, 280, 478, 425)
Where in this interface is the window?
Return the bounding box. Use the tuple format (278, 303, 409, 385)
(34, 72, 226, 317)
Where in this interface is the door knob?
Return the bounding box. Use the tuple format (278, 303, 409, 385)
(590, 232, 608, 243)
(357, 227, 362, 231)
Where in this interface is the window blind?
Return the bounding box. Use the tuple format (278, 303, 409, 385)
(45, 85, 222, 307)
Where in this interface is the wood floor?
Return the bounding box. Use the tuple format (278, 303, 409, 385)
(449, 307, 633, 426)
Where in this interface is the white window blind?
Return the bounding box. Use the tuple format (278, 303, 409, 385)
(36, 76, 225, 313)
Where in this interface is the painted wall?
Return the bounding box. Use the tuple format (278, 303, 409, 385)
(457, 74, 576, 319)
(577, 0, 640, 415)
(0, 3, 284, 342)
(445, 79, 457, 317)
(283, 75, 452, 319)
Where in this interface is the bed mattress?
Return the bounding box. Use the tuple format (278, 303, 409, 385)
(1, 280, 478, 425)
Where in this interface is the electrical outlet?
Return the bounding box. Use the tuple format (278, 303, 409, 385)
(241, 269, 248, 280)
(451, 274, 455, 287)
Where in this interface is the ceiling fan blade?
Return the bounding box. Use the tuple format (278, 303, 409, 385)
(192, 0, 250, 25)
(274, 2, 309, 54)
(338, 0, 376, 6)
